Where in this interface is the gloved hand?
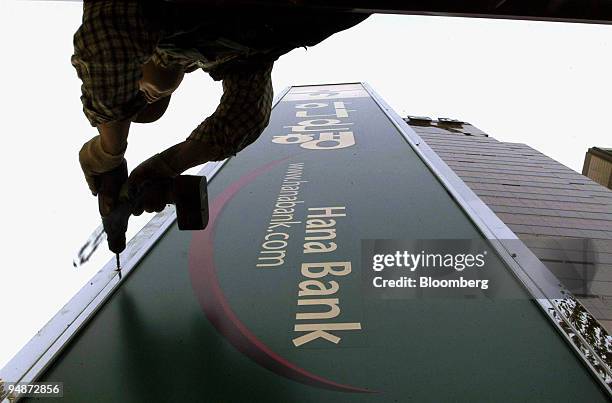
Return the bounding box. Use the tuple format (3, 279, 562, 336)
(79, 136, 126, 195)
(79, 136, 127, 216)
(128, 153, 179, 216)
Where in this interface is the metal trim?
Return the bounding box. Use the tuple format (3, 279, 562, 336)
(361, 81, 612, 396)
(0, 86, 292, 402)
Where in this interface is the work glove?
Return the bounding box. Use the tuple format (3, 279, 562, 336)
(128, 153, 179, 216)
(79, 136, 128, 217)
(79, 136, 126, 196)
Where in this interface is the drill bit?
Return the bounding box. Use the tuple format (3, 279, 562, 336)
(115, 253, 122, 279)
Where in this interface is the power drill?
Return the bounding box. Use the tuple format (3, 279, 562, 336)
(98, 160, 209, 278)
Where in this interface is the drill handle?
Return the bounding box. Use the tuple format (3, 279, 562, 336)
(97, 160, 129, 254)
(98, 160, 128, 216)
(171, 175, 209, 231)
(102, 173, 209, 255)
(130, 175, 209, 231)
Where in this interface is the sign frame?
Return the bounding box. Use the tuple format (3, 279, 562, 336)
(1, 83, 610, 401)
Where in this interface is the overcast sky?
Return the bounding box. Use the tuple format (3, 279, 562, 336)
(1, 0, 611, 369)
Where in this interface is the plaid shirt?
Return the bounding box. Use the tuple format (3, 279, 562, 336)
(72, 0, 273, 159)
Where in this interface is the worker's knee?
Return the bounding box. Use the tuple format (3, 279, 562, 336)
(139, 59, 184, 101)
(133, 60, 183, 123)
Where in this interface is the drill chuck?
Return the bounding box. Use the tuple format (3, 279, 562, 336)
(99, 165, 209, 255)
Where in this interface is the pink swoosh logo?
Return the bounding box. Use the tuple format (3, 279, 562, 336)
(188, 157, 374, 393)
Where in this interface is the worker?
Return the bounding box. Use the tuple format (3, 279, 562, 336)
(74, 0, 369, 219)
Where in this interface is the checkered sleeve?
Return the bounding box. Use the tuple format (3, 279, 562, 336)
(187, 62, 274, 160)
(71, 0, 159, 126)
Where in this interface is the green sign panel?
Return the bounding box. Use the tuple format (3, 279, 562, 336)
(30, 84, 607, 402)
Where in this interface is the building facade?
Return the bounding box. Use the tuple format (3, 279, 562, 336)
(583, 147, 612, 190)
(405, 115, 612, 331)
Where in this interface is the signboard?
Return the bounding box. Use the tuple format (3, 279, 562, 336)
(18, 84, 608, 401)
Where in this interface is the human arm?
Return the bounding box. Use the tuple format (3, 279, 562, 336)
(128, 61, 274, 213)
(73, 0, 158, 207)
